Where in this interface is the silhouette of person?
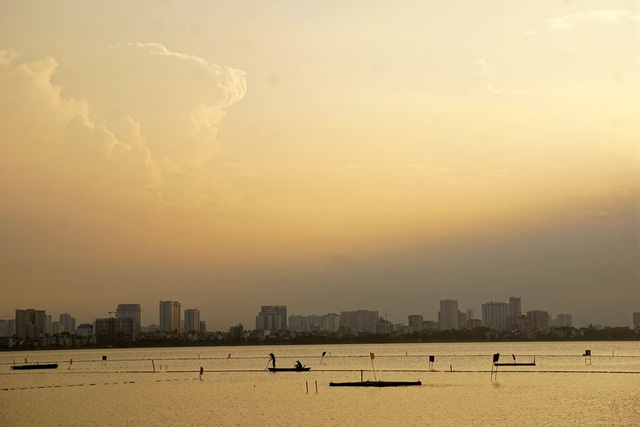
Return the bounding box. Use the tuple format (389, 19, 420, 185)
(295, 360, 302, 370)
(269, 353, 276, 368)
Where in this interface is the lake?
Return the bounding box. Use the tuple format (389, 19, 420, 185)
(1, 341, 639, 425)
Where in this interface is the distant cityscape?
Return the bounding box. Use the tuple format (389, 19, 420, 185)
(2, 297, 639, 350)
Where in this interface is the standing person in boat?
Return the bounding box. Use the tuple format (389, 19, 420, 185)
(294, 360, 303, 370)
(269, 353, 276, 369)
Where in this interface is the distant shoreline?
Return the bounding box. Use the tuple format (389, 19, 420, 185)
(2, 335, 638, 352)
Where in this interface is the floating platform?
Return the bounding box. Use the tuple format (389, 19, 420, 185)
(330, 380, 421, 387)
(268, 367, 311, 372)
(11, 363, 59, 370)
(494, 362, 536, 366)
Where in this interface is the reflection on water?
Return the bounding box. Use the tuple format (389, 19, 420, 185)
(1, 342, 639, 425)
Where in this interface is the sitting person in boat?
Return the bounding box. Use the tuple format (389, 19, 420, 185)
(294, 360, 303, 370)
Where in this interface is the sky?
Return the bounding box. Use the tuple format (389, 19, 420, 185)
(0, 1, 638, 329)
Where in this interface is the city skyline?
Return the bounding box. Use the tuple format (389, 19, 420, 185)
(1, 2, 637, 329)
(4, 295, 639, 332)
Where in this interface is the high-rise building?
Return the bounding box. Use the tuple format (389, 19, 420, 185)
(159, 301, 181, 333)
(116, 304, 142, 337)
(633, 312, 640, 330)
(95, 317, 134, 343)
(457, 310, 468, 330)
(423, 320, 439, 330)
(229, 324, 244, 339)
(507, 297, 522, 329)
(408, 315, 424, 332)
(557, 314, 573, 328)
(339, 310, 379, 333)
(60, 313, 76, 334)
(0, 319, 16, 337)
(482, 302, 509, 330)
(322, 313, 340, 332)
(527, 310, 549, 330)
(375, 317, 394, 334)
(15, 309, 47, 339)
(51, 321, 63, 334)
(77, 324, 93, 337)
(508, 297, 522, 327)
(199, 321, 207, 334)
(288, 315, 304, 331)
(184, 308, 201, 332)
(438, 299, 459, 330)
(255, 306, 287, 332)
(288, 313, 340, 332)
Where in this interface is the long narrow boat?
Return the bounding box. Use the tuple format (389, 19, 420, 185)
(268, 367, 311, 372)
(330, 380, 421, 387)
(11, 363, 58, 370)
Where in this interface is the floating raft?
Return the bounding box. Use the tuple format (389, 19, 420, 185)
(11, 363, 59, 370)
(330, 380, 421, 387)
(494, 362, 536, 366)
(268, 367, 311, 372)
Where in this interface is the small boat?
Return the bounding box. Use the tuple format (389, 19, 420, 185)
(268, 367, 311, 372)
(330, 380, 421, 387)
(11, 363, 59, 370)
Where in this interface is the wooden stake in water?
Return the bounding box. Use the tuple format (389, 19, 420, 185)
(199, 366, 204, 380)
(370, 352, 377, 381)
(306, 381, 309, 394)
(152, 360, 156, 373)
(315, 380, 318, 394)
(68, 359, 72, 370)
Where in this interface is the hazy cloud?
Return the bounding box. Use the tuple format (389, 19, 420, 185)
(480, 9, 637, 96)
(528, 10, 638, 34)
(55, 43, 247, 169)
(0, 45, 251, 253)
(0, 51, 162, 235)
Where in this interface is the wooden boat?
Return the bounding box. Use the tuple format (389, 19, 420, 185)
(11, 363, 59, 370)
(330, 380, 421, 387)
(268, 367, 311, 372)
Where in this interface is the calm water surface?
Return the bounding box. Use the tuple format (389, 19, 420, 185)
(1, 342, 639, 426)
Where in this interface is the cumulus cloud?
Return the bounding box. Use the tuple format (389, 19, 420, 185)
(0, 45, 249, 255)
(55, 43, 247, 168)
(0, 51, 162, 234)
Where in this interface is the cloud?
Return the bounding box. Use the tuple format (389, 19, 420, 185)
(531, 10, 638, 34)
(55, 43, 247, 168)
(0, 51, 162, 236)
(0, 46, 250, 260)
(338, 163, 452, 179)
(479, 9, 637, 96)
(483, 168, 512, 178)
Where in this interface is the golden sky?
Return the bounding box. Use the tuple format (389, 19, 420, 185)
(0, 1, 637, 328)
